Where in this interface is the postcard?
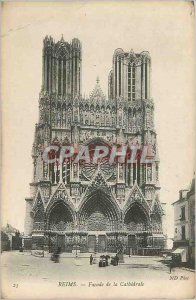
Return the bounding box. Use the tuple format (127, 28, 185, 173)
(1, 1, 195, 299)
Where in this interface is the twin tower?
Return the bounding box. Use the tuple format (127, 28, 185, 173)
(42, 35, 151, 101)
(24, 35, 165, 253)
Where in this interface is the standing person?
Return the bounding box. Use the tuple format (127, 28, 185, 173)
(115, 254, 119, 266)
(169, 260, 173, 274)
(105, 255, 109, 266)
(90, 254, 93, 265)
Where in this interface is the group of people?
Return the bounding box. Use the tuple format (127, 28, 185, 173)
(50, 248, 120, 266)
(90, 253, 119, 266)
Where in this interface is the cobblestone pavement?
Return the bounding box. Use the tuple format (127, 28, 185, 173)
(1, 251, 195, 299)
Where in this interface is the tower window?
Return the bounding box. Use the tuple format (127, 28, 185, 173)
(145, 60, 148, 99)
(128, 63, 135, 101)
(119, 59, 121, 96)
(63, 58, 66, 95)
(115, 58, 117, 97)
(58, 59, 62, 94)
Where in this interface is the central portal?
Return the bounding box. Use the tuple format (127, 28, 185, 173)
(88, 235, 96, 252)
(78, 188, 119, 232)
(87, 235, 107, 253)
(98, 235, 106, 252)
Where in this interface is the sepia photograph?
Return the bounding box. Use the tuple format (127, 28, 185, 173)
(1, 1, 195, 299)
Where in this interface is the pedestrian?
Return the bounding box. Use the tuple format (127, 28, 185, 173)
(90, 254, 93, 265)
(169, 260, 173, 274)
(105, 255, 109, 266)
(115, 254, 119, 266)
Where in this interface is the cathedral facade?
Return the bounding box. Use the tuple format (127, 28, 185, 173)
(24, 36, 166, 254)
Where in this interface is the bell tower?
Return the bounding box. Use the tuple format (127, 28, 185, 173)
(42, 35, 82, 98)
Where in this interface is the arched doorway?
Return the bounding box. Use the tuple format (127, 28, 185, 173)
(47, 201, 74, 252)
(124, 203, 149, 253)
(78, 189, 119, 252)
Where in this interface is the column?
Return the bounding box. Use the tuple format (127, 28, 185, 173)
(113, 59, 116, 99)
(141, 60, 145, 100)
(130, 163, 133, 186)
(61, 59, 63, 95)
(121, 56, 124, 97)
(78, 53, 81, 95)
(54, 163, 57, 185)
(145, 163, 147, 183)
(44, 55, 47, 91)
(77, 163, 79, 181)
(146, 60, 149, 99)
(59, 162, 62, 182)
(50, 55, 53, 93)
(145, 59, 147, 99)
(56, 59, 59, 94)
(52, 56, 55, 93)
(123, 58, 127, 100)
(135, 160, 138, 184)
(72, 52, 75, 97)
(75, 54, 78, 95)
(148, 59, 151, 99)
(70, 162, 73, 181)
(140, 163, 143, 185)
(96, 235, 99, 253)
(66, 59, 70, 97)
(64, 163, 67, 184)
(125, 164, 128, 186)
(116, 57, 119, 98)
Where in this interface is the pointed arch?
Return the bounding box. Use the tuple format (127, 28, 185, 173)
(78, 188, 120, 231)
(124, 203, 149, 232)
(124, 183, 150, 218)
(78, 169, 120, 216)
(46, 182, 75, 217)
(46, 200, 75, 231)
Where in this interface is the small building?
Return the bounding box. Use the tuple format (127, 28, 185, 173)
(172, 177, 195, 267)
(1, 224, 22, 251)
(187, 178, 195, 267)
(1, 231, 11, 251)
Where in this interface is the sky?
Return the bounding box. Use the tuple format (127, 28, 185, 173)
(1, 1, 195, 238)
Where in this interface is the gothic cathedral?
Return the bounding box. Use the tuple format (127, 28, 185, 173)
(24, 36, 166, 254)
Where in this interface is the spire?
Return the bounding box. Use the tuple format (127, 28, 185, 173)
(89, 77, 105, 100)
(60, 34, 64, 42)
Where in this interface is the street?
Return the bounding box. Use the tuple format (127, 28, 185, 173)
(1, 251, 195, 299)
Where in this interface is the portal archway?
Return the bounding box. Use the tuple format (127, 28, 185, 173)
(47, 201, 74, 231)
(124, 203, 149, 232)
(78, 189, 120, 232)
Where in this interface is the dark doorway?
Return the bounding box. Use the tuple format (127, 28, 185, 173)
(128, 234, 137, 255)
(98, 235, 106, 253)
(88, 235, 96, 252)
(57, 234, 65, 252)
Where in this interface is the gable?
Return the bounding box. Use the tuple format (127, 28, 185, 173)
(46, 182, 74, 213)
(123, 183, 150, 214)
(32, 189, 45, 213)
